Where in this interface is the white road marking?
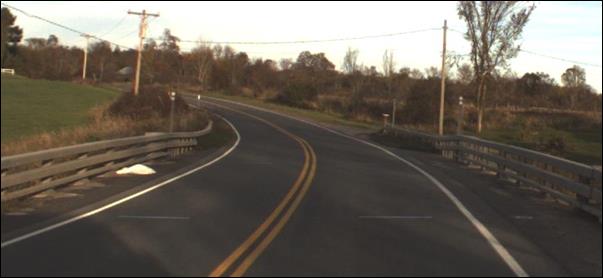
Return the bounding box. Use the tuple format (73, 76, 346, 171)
(359, 216, 433, 220)
(201, 96, 529, 278)
(513, 216, 534, 220)
(1, 116, 241, 249)
(118, 215, 190, 220)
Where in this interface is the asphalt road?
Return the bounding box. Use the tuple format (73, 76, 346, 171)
(1, 97, 599, 277)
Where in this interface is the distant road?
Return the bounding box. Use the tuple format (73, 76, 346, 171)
(2, 96, 598, 277)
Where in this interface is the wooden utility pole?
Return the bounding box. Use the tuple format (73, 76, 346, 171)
(128, 9, 159, 96)
(81, 34, 91, 80)
(438, 20, 448, 136)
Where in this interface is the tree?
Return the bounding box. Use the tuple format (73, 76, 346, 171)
(342, 47, 359, 74)
(156, 29, 183, 84)
(456, 63, 474, 85)
(409, 68, 424, 80)
(46, 35, 59, 47)
(1, 8, 22, 67)
(279, 58, 292, 71)
(89, 41, 113, 81)
(458, 1, 535, 134)
(518, 72, 555, 105)
(561, 65, 587, 109)
(561, 65, 586, 88)
(424, 66, 440, 79)
(382, 49, 396, 96)
(293, 51, 335, 72)
(382, 49, 395, 78)
(159, 29, 180, 53)
(189, 43, 214, 89)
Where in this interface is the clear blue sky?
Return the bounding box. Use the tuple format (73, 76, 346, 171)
(2, 1, 602, 93)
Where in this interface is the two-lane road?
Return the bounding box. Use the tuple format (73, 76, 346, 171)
(1, 97, 571, 276)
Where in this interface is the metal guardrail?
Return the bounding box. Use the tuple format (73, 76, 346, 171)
(386, 127, 603, 222)
(1, 121, 213, 202)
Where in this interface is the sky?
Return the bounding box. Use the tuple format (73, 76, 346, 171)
(2, 1, 602, 93)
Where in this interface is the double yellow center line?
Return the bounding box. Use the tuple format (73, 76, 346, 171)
(205, 102, 317, 277)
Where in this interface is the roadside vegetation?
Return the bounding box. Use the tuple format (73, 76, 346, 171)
(1, 83, 209, 156)
(198, 91, 602, 165)
(1, 3, 601, 164)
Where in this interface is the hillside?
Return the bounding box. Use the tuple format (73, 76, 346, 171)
(1, 75, 119, 142)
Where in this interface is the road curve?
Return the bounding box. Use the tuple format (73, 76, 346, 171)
(1, 96, 574, 277)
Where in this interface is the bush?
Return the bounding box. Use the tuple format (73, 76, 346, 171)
(223, 86, 243, 96)
(274, 82, 318, 108)
(535, 131, 572, 155)
(107, 85, 190, 119)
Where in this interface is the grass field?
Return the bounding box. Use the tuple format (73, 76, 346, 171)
(482, 127, 602, 165)
(201, 91, 602, 165)
(1, 75, 119, 142)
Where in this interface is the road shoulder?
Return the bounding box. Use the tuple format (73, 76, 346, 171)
(1, 116, 237, 243)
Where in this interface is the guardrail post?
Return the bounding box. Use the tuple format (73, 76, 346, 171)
(169, 139, 177, 160)
(40, 159, 55, 185)
(75, 154, 90, 185)
(577, 175, 592, 210)
(1, 169, 6, 200)
(516, 157, 527, 187)
(497, 150, 507, 180)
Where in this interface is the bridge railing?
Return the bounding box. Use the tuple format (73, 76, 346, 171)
(1, 121, 212, 202)
(386, 126, 603, 222)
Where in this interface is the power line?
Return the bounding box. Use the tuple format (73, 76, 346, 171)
(99, 14, 129, 38)
(115, 28, 139, 40)
(448, 28, 601, 68)
(163, 27, 441, 45)
(1, 2, 133, 50)
(116, 16, 158, 41)
(518, 50, 602, 68)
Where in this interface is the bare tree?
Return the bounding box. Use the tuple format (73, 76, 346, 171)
(190, 42, 214, 90)
(457, 63, 474, 85)
(89, 41, 112, 82)
(342, 47, 359, 74)
(561, 65, 587, 109)
(382, 49, 396, 95)
(458, 1, 535, 134)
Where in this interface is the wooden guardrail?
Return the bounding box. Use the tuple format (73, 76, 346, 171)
(386, 127, 603, 222)
(1, 121, 213, 202)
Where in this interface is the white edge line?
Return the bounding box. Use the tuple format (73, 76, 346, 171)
(1, 115, 241, 249)
(200, 96, 529, 278)
(358, 216, 433, 220)
(117, 216, 190, 220)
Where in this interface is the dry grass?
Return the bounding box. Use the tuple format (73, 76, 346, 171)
(1, 104, 209, 157)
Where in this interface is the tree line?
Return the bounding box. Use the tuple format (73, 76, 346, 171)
(2, 6, 601, 131)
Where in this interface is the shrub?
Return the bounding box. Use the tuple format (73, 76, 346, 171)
(107, 85, 190, 119)
(274, 82, 318, 108)
(535, 130, 572, 155)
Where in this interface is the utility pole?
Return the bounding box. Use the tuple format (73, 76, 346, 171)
(81, 34, 91, 80)
(128, 9, 159, 96)
(438, 20, 448, 136)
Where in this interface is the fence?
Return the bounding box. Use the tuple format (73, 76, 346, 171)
(1, 121, 213, 202)
(386, 127, 603, 222)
